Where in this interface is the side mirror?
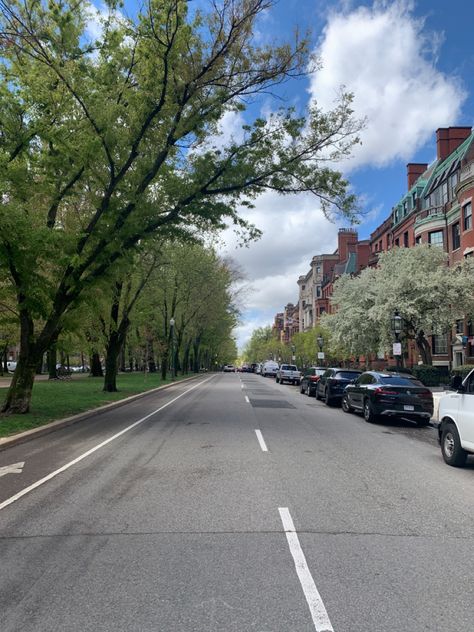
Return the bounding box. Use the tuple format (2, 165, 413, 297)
(450, 375, 464, 392)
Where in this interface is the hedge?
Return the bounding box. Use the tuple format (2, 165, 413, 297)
(451, 364, 474, 379)
(411, 365, 442, 386)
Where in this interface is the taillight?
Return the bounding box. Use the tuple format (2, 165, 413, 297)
(374, 387, 397, 395)
(418, 391, 433, 398)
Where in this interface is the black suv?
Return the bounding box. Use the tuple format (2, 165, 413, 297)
(342, 371, 433, 425)
(316, 368, 362, 406)
(300, 367, 326, 397)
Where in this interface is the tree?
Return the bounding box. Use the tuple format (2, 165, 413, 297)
(322, 268, 380, 361)
(0, 0, 362, 415)
(323, 245, 474, 366)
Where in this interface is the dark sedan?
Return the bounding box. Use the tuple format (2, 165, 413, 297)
(316, 368, 363, 405)
(341, 371, 433, 425)
(299, 367, 326, 397)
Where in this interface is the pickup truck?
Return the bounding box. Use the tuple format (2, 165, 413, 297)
(437, 369, 474, 467)
(276, 364, 301, 385)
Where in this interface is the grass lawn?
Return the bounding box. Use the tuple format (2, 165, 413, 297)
(0, 372, 192, 438)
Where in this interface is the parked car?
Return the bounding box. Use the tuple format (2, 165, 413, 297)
(255, 363, 262, 375)
(300, 367, 326, 396)
(223, 364, 235, 372)
(316, 368, 363, 405)
(6, 361, 17, 372)
(437, 370, 474, 466)
(262, 360, 279, 378)
(341, 371, 433, 425)
(276, 364, 301, 385)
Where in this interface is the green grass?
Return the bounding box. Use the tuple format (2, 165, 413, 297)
(0, 372, 192, 438)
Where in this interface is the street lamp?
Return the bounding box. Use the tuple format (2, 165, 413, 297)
(291, 344, 296, 362)
(317, 335, 324, 366)
(170, 317, 176, 379)
(391, 311, 403, 369)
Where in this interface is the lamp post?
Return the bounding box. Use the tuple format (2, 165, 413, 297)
(170, 317, 176, 379)
(391, 311, 403, 370)
(291, 344, 296, 363)
(317, 335, 324, 366)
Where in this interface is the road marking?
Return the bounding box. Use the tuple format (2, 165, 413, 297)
(0, 377, 214, 512)
(254, 429, 268, 452)
(245, 395, 250, 403)
(0, 461, 25, 477)
(278, 507, 334, 632)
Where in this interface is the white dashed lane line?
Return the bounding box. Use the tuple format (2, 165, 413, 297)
(279, 507, 335, 632)
(254, 429, 268, 452)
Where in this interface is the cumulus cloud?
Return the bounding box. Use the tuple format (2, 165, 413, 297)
(310, 1, 466, 170)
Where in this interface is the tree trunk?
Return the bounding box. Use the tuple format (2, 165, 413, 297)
(193, 337, 201, 373)
(90, 352, 103, 377)
(48, 346, 58, 379)
(103, 332, 121, 392)
(1, 357, 38, 414)
(415, 330, 432, 365)
(161, 351, 168, 380)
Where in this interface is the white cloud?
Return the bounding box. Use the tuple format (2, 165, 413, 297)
(310, 1, 467, 170)
(218, 190, 343, 348)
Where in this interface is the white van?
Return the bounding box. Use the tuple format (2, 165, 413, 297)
(262, 360, 279, 378)
(437, 369, 474, 466)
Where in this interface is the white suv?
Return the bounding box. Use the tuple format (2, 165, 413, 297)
(437, 369, 474, 467)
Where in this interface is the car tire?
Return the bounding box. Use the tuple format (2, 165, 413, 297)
(324, 389, 332, 406)
(306, 384, 312, 397)
(363, 398, 377, 423)
(315, 387, 321, 400)
(341, 395, 353, 413)
(441, 423, 467, 467)
(300, 382, 305, 394)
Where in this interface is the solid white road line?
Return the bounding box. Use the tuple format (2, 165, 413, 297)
(278, 507, 334, 632)
(0, 377, 215, 512)
(254, 429, 268, 452)
(245, 395, 250, 403)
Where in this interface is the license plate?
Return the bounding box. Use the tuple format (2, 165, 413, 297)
(404, 405, 414, 411)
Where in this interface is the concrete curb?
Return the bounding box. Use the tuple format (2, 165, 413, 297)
(0, 375, 201, 453)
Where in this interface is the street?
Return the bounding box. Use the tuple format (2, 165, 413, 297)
(1, 373, 473, 631)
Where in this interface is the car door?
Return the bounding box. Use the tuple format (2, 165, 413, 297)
(351, 374, 372, 409)
(318, 369, 331, 397)
(459, 371, 474, 451)
(348, 374, 366, 409)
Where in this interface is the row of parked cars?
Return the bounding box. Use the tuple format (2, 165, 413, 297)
(255, 361, 474, 469)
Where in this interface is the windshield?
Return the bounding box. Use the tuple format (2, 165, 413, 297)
(335, 371, 361, 380)
(380, 376, 424, 387)
(281, 365, 297, 371)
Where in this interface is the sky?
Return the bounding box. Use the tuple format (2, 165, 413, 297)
(87, 0, 474, 351)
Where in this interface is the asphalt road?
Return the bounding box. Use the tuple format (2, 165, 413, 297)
(1, 372, 473, 632)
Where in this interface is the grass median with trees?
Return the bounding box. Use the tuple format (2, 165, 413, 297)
(0, 372, 192, 439)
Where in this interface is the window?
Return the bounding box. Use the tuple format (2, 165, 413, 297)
(432, 334, 448, 355)
(404, 231, 409, 248)
(428, 230, 443, 247)
(463, 202, 472, 230)
(403, 201, 408, 215)
(302, 284, 305, 290)
(441, 181, 448, 205)
(415, 235, 422, 245)
(319, 307, 326, 315)
(449, 171, 459, 196)
(456, 319, 464, 334)
(452, 222, 461, 250)
(315, 265, 321, 274)
(316, 286, 321, 298)
(468, 321, 474, 336)
(395, 238, 399, 247)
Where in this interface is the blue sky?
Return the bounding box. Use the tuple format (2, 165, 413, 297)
(88, 1, 474, 350)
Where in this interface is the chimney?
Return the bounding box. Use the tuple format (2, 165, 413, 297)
(338, 228, 358, 263)
(407, 163, 428, 189)
(436, 127, 472, 161)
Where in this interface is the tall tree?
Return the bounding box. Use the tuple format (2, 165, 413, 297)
(0, 0, 361, 414)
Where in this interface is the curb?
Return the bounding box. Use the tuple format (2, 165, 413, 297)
(0, 375, 202, 453)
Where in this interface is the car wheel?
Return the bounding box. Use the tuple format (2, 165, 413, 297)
(306, 384, 312, 397)
(300, 382, 305, 394)
(363, 398, 377, 423)
(341, 395, 353, 413)
(315, 387, 321, 400)
(324, 389, 332, 406)
(441, 423, 467, 467)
